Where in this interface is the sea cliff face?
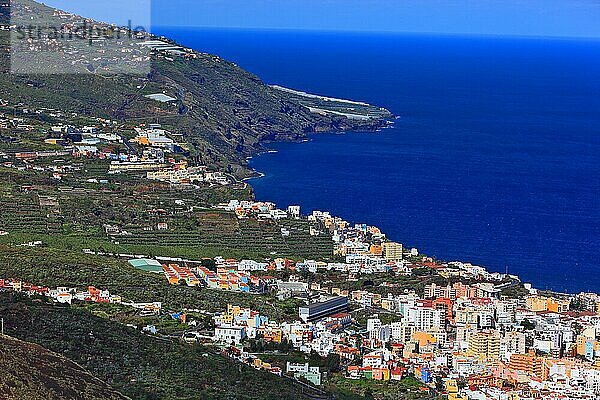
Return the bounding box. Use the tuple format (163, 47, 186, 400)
(0, 0, 391, 176)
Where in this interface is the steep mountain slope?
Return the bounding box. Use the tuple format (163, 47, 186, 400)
(0, 292, 330, 400)
(0, 0, 391, 173)
(0, 334, 129, 400)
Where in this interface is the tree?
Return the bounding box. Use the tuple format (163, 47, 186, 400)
(435, 376, 444, 391)
(201, 258, 216, 270)
(278, 337, 291, 353)
(324, 353, 341, 373)
(521, 318, 535, 330)
(309, 350, 322, 366)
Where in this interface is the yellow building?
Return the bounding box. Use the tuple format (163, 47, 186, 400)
(215, 304, 242, 325)
(576, 332, 598, 357)
(526, 296, 549, 312)
(526, 296, 570, 313)
(448, 395, 468, 400)
(227, 305, 243, 316)
(381, 298, 396, 311)
(371, 293, 382, 306)
(446, 379, 459, 393)
(262, 326, 283, 343)
(372, 367, 390, 381)
(167, 276, 179, 285)
(382, 242, 403, 261)
(44, 138, 63, 145)
(446, 379, 468, 400)
(468, 330, 501, 361)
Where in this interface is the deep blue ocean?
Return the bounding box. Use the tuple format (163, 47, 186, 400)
(158, 27, 600, 293)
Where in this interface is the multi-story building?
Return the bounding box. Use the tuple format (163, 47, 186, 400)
(215, 326, 246, 344)
(369, 324, 391, 342)
(455, 300, 495, 330)
(299, 297, 349, 323)
(391, 321, 415, 343)
(500, 331, 526, 361)
(407, 305, 444, 331)
(367, 317, 382, 333)
(424, 282, 456, 299)
(468, 330, 501, 361)
(508, 353, 549, 380)
(495, 300, 517, 326)
(526, 295, 571, 313)
(147, 165, 207, 184)
(382, 241, 403, 261)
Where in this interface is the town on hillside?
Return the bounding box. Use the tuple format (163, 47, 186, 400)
(0, 3, 599, 400)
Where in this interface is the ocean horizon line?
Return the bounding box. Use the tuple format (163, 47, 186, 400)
(152, 25, 600, 43)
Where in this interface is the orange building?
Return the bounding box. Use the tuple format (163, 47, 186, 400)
(262, 327, 283, 343)
(412, 331, 437, 349)
(467, 374, 504, 389)
(433, 297, 454, 322)
(508, 353, 549, 380)
(547, 298, 570, 313)
(369, 244, 383, 256)
(372, 367, 390, 381)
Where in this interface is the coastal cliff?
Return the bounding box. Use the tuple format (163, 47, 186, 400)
(0, 0, 392, 176)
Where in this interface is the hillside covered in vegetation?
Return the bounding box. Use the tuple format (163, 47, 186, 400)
(0, 2, 403, 400)
(0, 292, 325, 400)
(0, 334, 128, 400)
(0, 0, 391, 176)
